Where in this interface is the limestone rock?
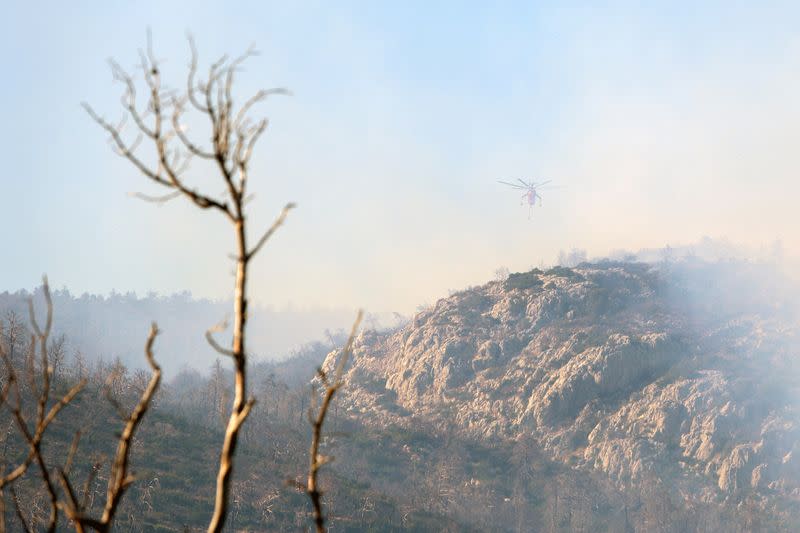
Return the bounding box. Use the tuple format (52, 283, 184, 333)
(322, 262, 800, 505)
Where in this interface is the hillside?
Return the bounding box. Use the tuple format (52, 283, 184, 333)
(0, 365, 476, 532)
(0, 290, 359, 376)
(324, 260, 800, 530)
(3, 259, 800, 531)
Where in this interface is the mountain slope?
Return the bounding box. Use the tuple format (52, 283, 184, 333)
(326, 261, 800, 525)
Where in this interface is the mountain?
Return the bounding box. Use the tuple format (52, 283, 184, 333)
(4, 259, 799, 531)
(324, 259, 800, 530)
(0, 289, 360, 376)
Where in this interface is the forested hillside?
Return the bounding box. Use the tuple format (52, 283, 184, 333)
(0, 290, 358, 376)
(3, 258, 799, 531)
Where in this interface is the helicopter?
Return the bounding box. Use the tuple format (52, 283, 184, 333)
(498, 178, 554, 218)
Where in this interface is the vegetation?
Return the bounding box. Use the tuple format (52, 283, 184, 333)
(0, 314, 503, 531)
(503, 270, 544, 291)
(543, 266, 583, 280)
(2, 24, 798, 533)
(0, 34, 357, 532)
(2, 261, 798, 531)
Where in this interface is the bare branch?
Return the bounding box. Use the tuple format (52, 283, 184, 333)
(81, 462, 101, 513)
(127, 190, 182, 204)
(9, 486, 33, 533)
(233, 88, 290, 134)
(186, 34, 210, 113)
(102, 377, 130, 421)
(27, 275, 53, 339)
(100, 322, 161, 527)
(0, 379, 85, 488)
(224, 45, 257, 110)
(87, 34, 295, 533)
(109, 59, 157, 141)
(0, 484, 5, 533)
(205, 319, 235, 358)
(171, 98, 215, 159)
(82, 102, 232, 216)
(239, 119, 267, 172)
(56, 469, 87, 533)
(62, 323, 160, 533)
(12, 400, 59, 533)
(0, 276, 85, 513)
(204, 54, 229, 131)
(65, 431, 81, 475)
(247, 203, 296, 260)
(306, 311, 363, 533)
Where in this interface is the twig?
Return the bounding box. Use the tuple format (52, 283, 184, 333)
(306, 311, 362, 533)
(61, 324, 161, 532)
(205, 319, 235, 358)
(100, 323, 161, 527)
(127, 190, 182, 204)
(9, 486, 33, 533)
(247, 203, 296, 260)
(64, 431, 81, 475)
(0, 277, 86, 533)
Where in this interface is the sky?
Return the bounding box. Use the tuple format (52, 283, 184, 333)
(1, 1, 799, 313)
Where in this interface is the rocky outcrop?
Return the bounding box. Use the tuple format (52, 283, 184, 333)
(323, 262, 800, 506)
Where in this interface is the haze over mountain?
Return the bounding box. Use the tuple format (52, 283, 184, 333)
(0, 290, 364, 376)
(2, 250, 799, 530)
(5, 2, 800, 313)
(1, 237, 790, 378)
(4, 2, 800, 530)
(320, 256, 800, 530)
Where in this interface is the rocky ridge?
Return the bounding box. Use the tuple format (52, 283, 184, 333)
(324, 261, 800, 505)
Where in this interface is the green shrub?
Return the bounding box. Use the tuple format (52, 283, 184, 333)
(504, 271, 544, 291)
(544, 266, 583, 280)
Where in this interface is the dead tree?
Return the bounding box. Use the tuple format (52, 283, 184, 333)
(57, 323, 161, 533)
(0, 277, 86, 532)
(7, 32, 356, 533)
(302, 311, 362, 533)
(0, 278, 164, 532)
(83, 33, 293, 532)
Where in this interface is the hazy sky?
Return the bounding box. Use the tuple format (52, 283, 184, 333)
(2, 1, 799, 313)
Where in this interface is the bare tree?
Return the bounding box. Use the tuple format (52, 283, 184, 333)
(302, 311, 362, 533)
(1, 312, 25, 370)
(0, 277, 86, 532)
(208, 358, 228, 428)
(48, 334, 67, 386)
(4, 32, 364, 532)
(83, 32, 293, 532)
(57, 323, 162, 533)
(0, 278, 166, 532)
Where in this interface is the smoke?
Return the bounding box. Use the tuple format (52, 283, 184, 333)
(0, 289, 360, 377)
